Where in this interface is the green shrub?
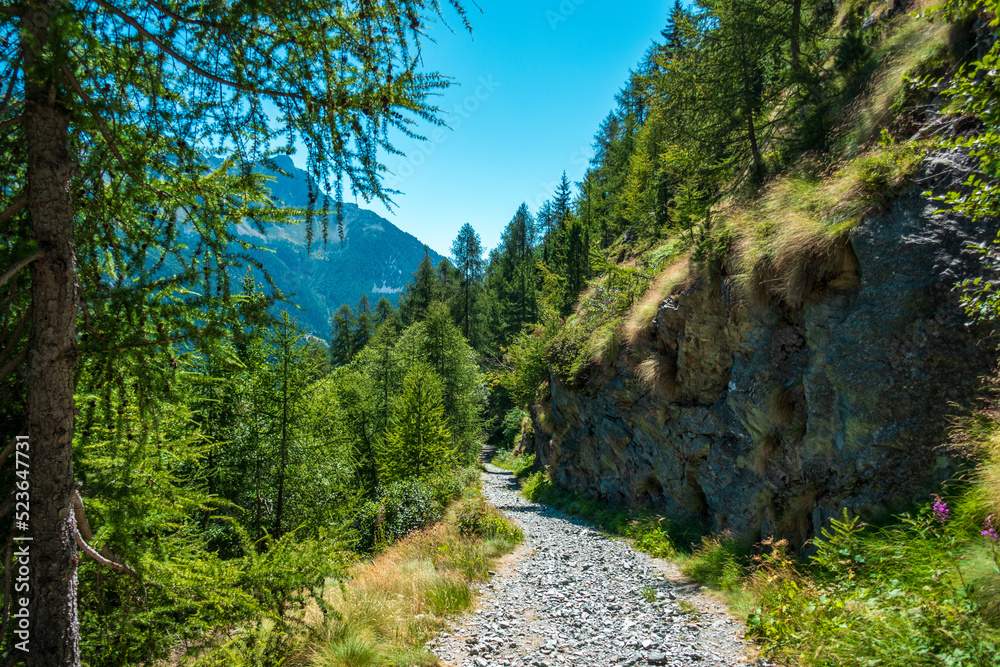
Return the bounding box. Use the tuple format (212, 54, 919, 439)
(492, 451, 535, 478)
(424, 577, 474, 615)
(680, 533, 748, 592)
(351, 479, 443, 553)
(424, 467, 476, 506)
(501, 408, 529, 447)
(497, 327, 551, 405)
(455, 498, 524, 544)
(520, 470, 553, 502)
(746, 499, 1000, 666)
(633, 526, 677, 558)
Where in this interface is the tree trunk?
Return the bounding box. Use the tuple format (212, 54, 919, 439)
(274, 326, 289, 536)
(22, 2, 81, 665)
(790, 0, 802, 72)
(739, 53, 765, 180)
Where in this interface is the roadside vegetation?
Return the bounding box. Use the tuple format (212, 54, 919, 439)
(184, 475, 523, 667)
(494, 429, 1000, 667)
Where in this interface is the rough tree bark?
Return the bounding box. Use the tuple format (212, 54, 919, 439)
(22, 1, 81, 664)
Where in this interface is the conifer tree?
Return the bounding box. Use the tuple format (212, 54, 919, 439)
(422, 302, 485, 463)
(562, 215, 590, 312)
(354, 293, 374, 353)
(375, 296, 396, 326)
(494, 204, 539, 345)
(450, 223, 486, 347)
(381, 364, 453, 482)
(268, 312, 309, 537)
(330, 304, 357, 366)
(554, 171, 573, 220)
(399, 248, 439, 324)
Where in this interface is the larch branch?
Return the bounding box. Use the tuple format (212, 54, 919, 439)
(0, 250, 40, 290)
(0, 345, 26, 382)
(93, 0, 301, 100)
(72, 490, 139, 578)
(0, 114, 21, 133)
(0, 196, 25, 228)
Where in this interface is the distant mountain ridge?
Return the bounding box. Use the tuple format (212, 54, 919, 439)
(234, 156, 444, 335)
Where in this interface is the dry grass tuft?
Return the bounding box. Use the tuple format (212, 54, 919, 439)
(979, 429, 1000, 515)
(728, 143, 921, 310)
(838, 8, 951, 152)
(635, 356, 677, 398)
(535, 397, 556, 436)
(768, 386, 797, 429)
(585, 322, 621, 368)
(309, 502, 522, 667)
(753, 432, 784, 476)
(622, 258, 692, 350)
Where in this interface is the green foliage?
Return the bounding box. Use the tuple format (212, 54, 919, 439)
(381, 364, 454, 482)
(455, 498, 525, 543)
(931, 0, 1000, 323)
(633, 526, 678, 559)
(501, 408, 529, 446)
(350, 479, 445, 554)
(745, 496, 1000, 666)
(497, 327, 551, 406)
(451, 223, 488, 349)
(521, 471, 554, 503)
(76, 390, 353, 664)
(492, 452, 536, 479)
(680, 534, 749, 592)
(424, 577, 475, 615)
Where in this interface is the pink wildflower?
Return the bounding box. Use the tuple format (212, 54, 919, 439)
(983, 515, 999, 544)
(932, 495, 949, 525)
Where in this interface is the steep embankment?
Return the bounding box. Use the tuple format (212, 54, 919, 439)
(531, 151, 999, 545)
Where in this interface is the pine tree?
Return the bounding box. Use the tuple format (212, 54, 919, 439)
(554, 171, 573, 220)
(354, 293, 374, 353)
(562, 215, 590, 313)
(495, 204, 539, 344)
(381, 364, 453, 482)
(268, 312, 309, 537)
(436, 259, 461, 317)
(399, 248, 439, 324)
(450, 223, 486, 347)
(422, 302, 486, 463)
(330, 304, 356, 366)
(375, 296, 395, 326)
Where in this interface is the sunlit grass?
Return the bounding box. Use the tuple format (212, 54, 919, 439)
(308, 500, 522, 667)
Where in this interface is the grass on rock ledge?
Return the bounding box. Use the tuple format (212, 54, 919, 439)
(494, 451, 1000, 667)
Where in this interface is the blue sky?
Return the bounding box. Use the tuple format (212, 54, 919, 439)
(292, 1, 671, 257)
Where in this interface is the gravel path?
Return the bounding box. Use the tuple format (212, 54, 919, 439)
(429, 465, 754, 667)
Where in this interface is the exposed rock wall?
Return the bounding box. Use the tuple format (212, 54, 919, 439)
(533, 152, 999, 545)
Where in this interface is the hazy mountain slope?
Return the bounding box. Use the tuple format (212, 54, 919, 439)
(236, 155, 444, 335)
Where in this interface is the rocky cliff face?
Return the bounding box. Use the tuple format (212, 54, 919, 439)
(533, 152, 999, 545)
